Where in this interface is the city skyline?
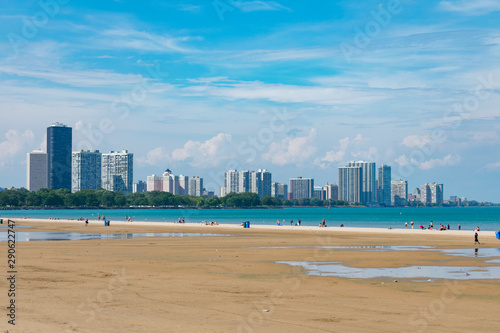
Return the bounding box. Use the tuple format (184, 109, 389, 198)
(21, 128, 481, 202)
(1, 1, 499, 201)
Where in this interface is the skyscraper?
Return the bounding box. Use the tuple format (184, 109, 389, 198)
(101, 150, 133, 194)
(338, 165, 361, 203)
(250, 169, 272, 197)
(224, 170, 239, 195)
(238, 170, 250, 193)
(188, 176, 203, 197)
(223, 169, 272, 197)
(47, 122, 72, 190)
(419, 183, 443, 205)
(72, 150, 102, 192)
(391, 179, 408, 206)
(178, 175, 189, 195)
(271, 182, 288, 199)
(323, 183, 338, 200)
(27, 150, 47, 192)
(133, 180, 147, 193)
(429, 182, 443, 205)
(289, 177, 314, 200)
(348, 161, 376, 204)
(147, 174, 163, 191)
(377, 165, 391, 206)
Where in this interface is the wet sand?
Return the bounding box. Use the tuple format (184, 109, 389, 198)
(1, 218, 499, 332)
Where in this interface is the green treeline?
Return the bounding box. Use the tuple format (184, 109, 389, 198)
(0, 188, 351, 209)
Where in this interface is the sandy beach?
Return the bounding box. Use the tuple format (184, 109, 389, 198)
(2, 218, 500, 332)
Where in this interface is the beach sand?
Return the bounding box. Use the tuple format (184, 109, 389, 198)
(2, 218, 499, 332)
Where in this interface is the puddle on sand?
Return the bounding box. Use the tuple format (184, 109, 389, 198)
(278, 261, 500, 280)
(439, 248, 500, 258)
(0, 232, 230, 242)
(248, 245, 500, 258)
(485, 259, 500, 264)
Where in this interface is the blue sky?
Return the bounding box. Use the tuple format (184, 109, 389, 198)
(0, 0, 499, 201)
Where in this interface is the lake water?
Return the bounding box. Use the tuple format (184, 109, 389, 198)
(1, 207, 499, 231)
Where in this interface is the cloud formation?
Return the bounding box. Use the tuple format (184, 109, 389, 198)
(314, 134, 363, 168)
(439, 0, 500, 15)
(419, 154, 461, 169)
(171, 133, 233, 168)
(233, 1, 291, 12)
(0, 129, 35, 166)
(263, 128, 317, 165)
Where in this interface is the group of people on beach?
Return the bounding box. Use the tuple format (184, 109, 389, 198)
(276, 219, 302, 226)
(408, 220, 465, 231)
(205, 221, 219, 225)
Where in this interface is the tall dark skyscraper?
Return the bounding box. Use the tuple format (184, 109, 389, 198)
(47, 122, 72, 190)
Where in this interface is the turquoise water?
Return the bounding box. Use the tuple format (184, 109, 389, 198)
(1, 207, 499, 231)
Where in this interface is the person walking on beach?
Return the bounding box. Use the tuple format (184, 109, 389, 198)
(298, 219, 301, 226)
(411, 220, 414, 229)
(290, 219, 293, 226)
(474, 231, 480, 245)
(85, 218, 88, 226)
(405, 222, 408, 229)
(322, 218, 326, 227)
(458, 224, 461, 230)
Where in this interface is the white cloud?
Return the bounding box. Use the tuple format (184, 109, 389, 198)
(351, 146, 379, 161)
(0, 65, 146, 88)
(402, 134, 434, 148)
(171, 133, 233, 168)
(0, 129, 35, 166)
(99, 29, 198, 53)
(394, 154, 412, 167)
(315, 136, 349, 168)
(439, 0, 500, 15)
(182, 81, 386, 106)
(144, 147, 172, 167)
(263, 129, 317, 166)
(419, 154, 461, 169)
(233, 1, 291, 12)
(484, 161, 500, 170)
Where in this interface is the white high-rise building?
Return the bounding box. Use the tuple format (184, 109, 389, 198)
(323, 183, 338, 200)
(72, 150, 102, 193)
(27, 150, 47, 192)
(147, 175, 163, 191)
(347, 161, 376, 204)
(238, 170, 250, 193)
(338, 166, 361, 203)
(188, 176, 203, 197)
(178, 175, 189, 195)
(223, 169, 272, 197)
(224, 170, 239, 195)
(250, 169, 272, 197)
(101, 150, 133, 194)
(391, 179, 408, 206)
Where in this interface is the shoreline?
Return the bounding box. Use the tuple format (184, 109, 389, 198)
(5, 217, 497, 238)
(5, 217, 500, 332)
